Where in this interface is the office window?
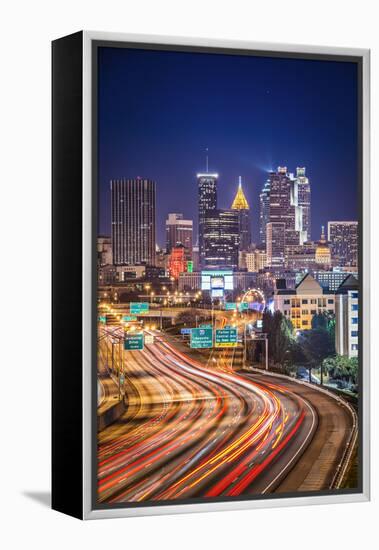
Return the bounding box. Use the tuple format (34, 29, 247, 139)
(352, 318, 358, 324)
(352, 304, 358, 311)
(302, 299, 308, 304)
(351, 331, 358, 337)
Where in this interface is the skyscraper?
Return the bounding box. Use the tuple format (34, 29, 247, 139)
(111, 177, 156, 266)
(231, 176, 252, 251)
(296, 167, 311, 241)
(165, 213, 193, 258)
(328, 221, 358, 267)
(203, 209, 240, 270)
(197, 172, 218, 267)
(259, 177, 270, 246)
(266, 222, 286, 266)
(266, 166, 305, 266)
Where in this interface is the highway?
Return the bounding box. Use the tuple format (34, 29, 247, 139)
(97, 326, 325, 504)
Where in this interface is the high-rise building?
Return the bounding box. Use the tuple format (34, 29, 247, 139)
(165, 213, 193, 258)
(296, 167, 311, 241)
(259, 177, 270, 245)
(197, 172, 218, 267)
(328, 221, 358, 268)
(335, 275, 359, 358)
(111, 178, 156, 266)
(266, 222, 286, 266)
(231, 176, 252, 251)
(203, 209, 240, 269)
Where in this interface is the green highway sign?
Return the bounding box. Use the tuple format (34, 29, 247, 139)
(98, 315, 106, 324)
(123, 315, 137, 322)
(215, 327, 238, 348)
(130, 302, 149, 315)
(187, 260, 193, 273)
(190, 328, 213, 349)
(238, 302, 249, 311)
(225, 302, 237, 311)
(120, 374, 125, 385)
(124, 333, 144, 351)
(200, 323, 212, 329)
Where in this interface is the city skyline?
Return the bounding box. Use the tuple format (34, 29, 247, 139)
(98, 47, 358, 246)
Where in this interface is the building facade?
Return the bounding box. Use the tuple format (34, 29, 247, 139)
(168, 245, 186, 280)
(335, 275, 359, 358)
(266, 222, 286, 266)
(274, 274, 335, 331)
(259, 177, 270, 246)
(315, 226, 331, 266)
(197, 172, 218, 267)
(97, 236, 112, 266)
(296, 167, 311, 241)
(165, 213, 193, 258)
(111, 178, 156, 266)
(328, 221, 358, 268)
(202, 209, 240, 270)
(245, 249, 268, 272)
(231, 177, 252, 251)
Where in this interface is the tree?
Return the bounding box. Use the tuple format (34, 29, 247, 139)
(323, 355, 359, 385)
(262, 310, 294, 367)
(298, 328, 335, 384)
(175, 309, 207, 326)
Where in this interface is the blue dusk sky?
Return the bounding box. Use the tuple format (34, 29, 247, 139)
(97, 46, 359, 247)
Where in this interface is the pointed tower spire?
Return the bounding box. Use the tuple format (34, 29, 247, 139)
(231, 177, 249, 210)
(205, 148, 209, 173)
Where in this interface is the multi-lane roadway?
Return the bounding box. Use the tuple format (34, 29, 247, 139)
(95, 323, 354, 505)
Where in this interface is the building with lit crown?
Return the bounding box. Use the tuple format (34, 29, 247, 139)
(231, 176, 251, 251)
(259, 177, 270, 246)
(315, 226, 331, 266)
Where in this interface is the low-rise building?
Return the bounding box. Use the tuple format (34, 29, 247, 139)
(274, 273, 335, 331)
(335, 275, 359, 358)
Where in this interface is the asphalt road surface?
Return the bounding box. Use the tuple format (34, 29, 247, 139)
(95, 328, 354, 505)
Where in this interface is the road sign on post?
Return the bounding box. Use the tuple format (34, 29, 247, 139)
(215, 327, 238, 347)
(180, 328, 192, 335)
(225, 302, 237, 311)
(190, 328, 213, 349)
(238, 302, 249, 312)
(130, 302, 149, 314)
(144, 334, 154, 345)
(124, 333, 144, 350)
(123, 315, 137, 322)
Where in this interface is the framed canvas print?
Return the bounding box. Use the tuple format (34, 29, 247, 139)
(52, 31, 370, 519)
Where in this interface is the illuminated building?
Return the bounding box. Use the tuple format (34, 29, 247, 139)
(274, 274, 335, 331)
(231, 176, 251, 251)
(168, 245, 186, 279)
(315, 226, 331, 266)
(335, 275, 359, 358)
(259, 177, 270, 245)
(165, 213, 193, 259)
(296, 167, 311, 241)
(202, 209, 240, 270)
(197, 171, 218, 267)
(328, 221, 358, 268)
(245, 249, 267, 272)
(266, 222, 286, 266)
(110, 177, 156, 266)
(97, 236, 112, 266)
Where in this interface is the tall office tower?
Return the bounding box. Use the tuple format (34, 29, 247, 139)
(259, 177, 271, 245)
(267, 166, 305, 263)
(296, 167, 311, 241)
(111, 177, 156, 266)
(266, 222, 286, 266)
(328, 221, 358, 267)
(231, 176, 252, 251)
(203, 209, 240, 270)
(197, 172, 218, 267)
(165, 213, 193, 258)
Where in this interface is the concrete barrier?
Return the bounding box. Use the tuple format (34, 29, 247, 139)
(97, 397, 128, 432)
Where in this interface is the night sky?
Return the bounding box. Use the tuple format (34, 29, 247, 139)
(98, 46, 358, 247)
